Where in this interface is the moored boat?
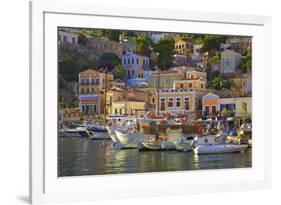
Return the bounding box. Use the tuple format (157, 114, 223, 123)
(114, 130, 144, 149)
(61, 127, 90, 138)
(174, 136, 196, 152)
(141, 140, 176, 151)
(193, 144, 248, 155)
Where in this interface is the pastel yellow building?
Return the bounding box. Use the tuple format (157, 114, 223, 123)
(174, 69, 207, 89)
(111, 101, 147, 115)
(105, 87, 149, 115)
(174, 39, 193, 55)
(79, 69, 113, 114)
(202, 92, 252, 118)
(148, 70, 184, 88)
(155, 88, 200, 114)
(219, 97, 251, 117)
(79, 69, 113, 94)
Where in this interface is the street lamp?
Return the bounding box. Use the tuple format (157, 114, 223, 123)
(99, 64, 113, 120)
(155, 52, 160, 116)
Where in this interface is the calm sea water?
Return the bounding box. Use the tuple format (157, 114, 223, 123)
(58, 136, 252, 177)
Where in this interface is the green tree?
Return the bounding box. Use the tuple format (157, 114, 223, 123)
(59, 53, 79, 81)
(99, 53, 121, 67)
(107, 30, 121, 42)
(112, 65, 126, 81)
(136, 36, 151, 56)
(122, 31, 136, 38)
(208, 77, 234, 90)
(239, 52, 252, 73)
(240, 102, 250, 123)
(58, 74, 66, 89)
(221, 108, 230, 118)
(77, 33, 88, 45)
(154, 37, 175, 70)
(202, 35, 227, 55)
(207, 52, 221, 65)
(222, 79, 234, 89)
(87, 29, 105, 37)
(208, 76, 223, 90)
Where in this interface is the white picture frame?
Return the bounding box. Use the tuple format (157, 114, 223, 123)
(30, 1, 272, 204)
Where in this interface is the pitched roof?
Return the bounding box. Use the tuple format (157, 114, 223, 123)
(79, 69, 99, 74)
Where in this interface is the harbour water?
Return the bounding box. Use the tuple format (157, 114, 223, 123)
(58, 135, 252, 177)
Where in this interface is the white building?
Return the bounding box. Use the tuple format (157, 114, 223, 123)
(193, 44, 203, 54)
(220, 43, 231, 51)
(58, 29, 78, 44)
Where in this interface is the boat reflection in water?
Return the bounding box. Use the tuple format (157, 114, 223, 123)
(58, 137, 252, 177)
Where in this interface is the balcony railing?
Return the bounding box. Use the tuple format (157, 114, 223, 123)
(79, 82, 100, 85)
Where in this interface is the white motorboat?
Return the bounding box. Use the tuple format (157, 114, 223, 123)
(114, 130, 143, 149)
(196, 132, 227, 145)
(193, 144, 248, 155)
(61, 127, 90, 138)
(106, 117, 138, 143)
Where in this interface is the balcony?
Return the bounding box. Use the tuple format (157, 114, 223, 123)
(79, 82, 100, 85)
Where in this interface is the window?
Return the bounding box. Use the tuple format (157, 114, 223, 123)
(128, 58, 130, 64)
(86, 88, 90, 93)
(212, 105, 217, 114)
(86, 79, 90, 85)
(168, 98, 174, 107)
(63, 36, 67, 42)
(189, 83, 192, 88)
(93, 105, 97, 113)
(180, 83, 184, 88)
(123, 58, 126, 65)
(96, 79, 99, 85)
(205, 106, 209, 114)
(115, 109, 118, 114)
(80, 88, 85, 93)
(127, 70, 130, 77)
(132, 58, 134, 64)
(58, 35, 61, 41)
(160, 98, 166, 111)
(176, 97, 181, 107)
(72, 37, 76, 44)
(137, 58, 139, 64)
(201, 84, 203, 88)
(184, 97, 190, 110)
(119, 109, 122, 115)
(132, 70, 134, 76)
(152, 98, 155, 104)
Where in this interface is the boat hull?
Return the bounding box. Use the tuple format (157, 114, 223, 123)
(141, 141, 176, 151)
(114, 131, 143, 149)
(194, 144, 248, 155)
(175, 142, 193, 152)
